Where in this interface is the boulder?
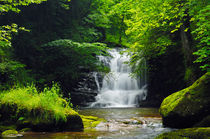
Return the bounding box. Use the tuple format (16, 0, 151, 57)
(17, 112, 84, 132)
(159, 72, 210, 128)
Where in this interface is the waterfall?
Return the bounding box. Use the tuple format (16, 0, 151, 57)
(90, 48, 147, 108)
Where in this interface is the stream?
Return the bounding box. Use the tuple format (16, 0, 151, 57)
(17, 108, 173, 139)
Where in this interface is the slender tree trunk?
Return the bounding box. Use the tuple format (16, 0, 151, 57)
(119, 15, 124, 44)
(180, 25, 192, 66)
(180, 23, 196, 85)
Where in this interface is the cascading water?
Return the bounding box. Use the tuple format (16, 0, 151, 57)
(91, 48, 147, 108)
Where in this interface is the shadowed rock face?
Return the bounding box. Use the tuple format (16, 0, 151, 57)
(71, 72, 103, 107)
(159, 72, 210, 128)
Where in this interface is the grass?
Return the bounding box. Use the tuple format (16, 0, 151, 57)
(0, 84, 77, 123)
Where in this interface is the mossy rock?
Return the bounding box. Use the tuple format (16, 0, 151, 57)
(81, 115, 105, 131)
(122, 119, 143, 125)
(1, 129, 20, 137)
(17, 112, 83, 132)
(155, 127, 210, 139)
(0, 99, 84, 132)
(159, 72, 210, 128)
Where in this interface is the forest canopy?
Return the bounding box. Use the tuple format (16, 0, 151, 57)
(0, 0, 209, 101)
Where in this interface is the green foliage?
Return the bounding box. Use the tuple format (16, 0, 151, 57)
(0, 60, 34, 90)
(0, 0, 47, 13)
(0, 0, 49, 91)
(190, 4, 210, 71)
(42, 39, 108, 71)
(100, 0, 210, 74)
(37, 39, 109, 91)
(0, 24, 30, 48)
(89, 0, 129, 44)
(0, 83, 75, 123)
(0, 0, 47, 48)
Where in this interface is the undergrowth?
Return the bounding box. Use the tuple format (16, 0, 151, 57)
(0, 84, 76, 123)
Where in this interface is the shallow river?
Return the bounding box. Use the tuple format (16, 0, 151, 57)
(13, 108, 173, 139)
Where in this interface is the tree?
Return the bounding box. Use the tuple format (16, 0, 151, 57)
(118, 0, 209, 73)
(88, 0, 130, 45)
(0, 0, 49, 89)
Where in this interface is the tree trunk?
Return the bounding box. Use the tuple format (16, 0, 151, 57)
(119, 15, 124, 44)
(180, 24, 196, 85)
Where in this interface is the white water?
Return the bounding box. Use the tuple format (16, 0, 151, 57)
(93, 72, 100, 92)
(91, 48, 147, 108)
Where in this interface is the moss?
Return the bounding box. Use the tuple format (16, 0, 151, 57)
(81, 115, 105, 131)
(2, 129, 18, 136)
(159, 88, 186, 117)
(155, 127, 210, 139)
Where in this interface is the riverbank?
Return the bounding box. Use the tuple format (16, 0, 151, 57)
(0, 84, 83, 133)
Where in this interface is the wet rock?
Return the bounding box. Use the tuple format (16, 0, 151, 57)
(122, 119, 143, 125)
(71, 72, 103, 106)
(159, 72, 210, 128)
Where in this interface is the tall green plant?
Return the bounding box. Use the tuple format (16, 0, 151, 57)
(0, 83, 75, 123)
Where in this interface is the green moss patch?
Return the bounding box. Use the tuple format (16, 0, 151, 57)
(155, 127, 210, 139)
